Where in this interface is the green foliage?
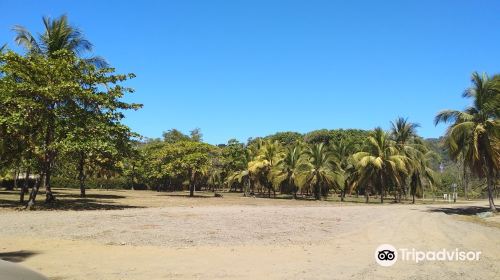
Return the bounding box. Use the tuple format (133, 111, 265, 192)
(163, 129, 191, 143)
(435, 72, 499, 211)
(297, 143, 343, 199)
(304, 129, 370, 149)
(0, 48, 140, 203)
(266, 131, 303, 146)
(352, 127, 408, 202)
(51, 176, 132, 190)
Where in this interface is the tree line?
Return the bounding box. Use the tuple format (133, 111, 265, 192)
(0, 15, 498, 211)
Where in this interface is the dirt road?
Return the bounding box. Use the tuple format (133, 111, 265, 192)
(1, 197, 499, 279)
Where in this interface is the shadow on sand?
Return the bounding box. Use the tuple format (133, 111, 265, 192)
(159, 193, 214, 198)
(0, 250, 39, 263)
(426, 206, 498, 216)
(0, 198, 143, 211)
(52, 192, 126, 200)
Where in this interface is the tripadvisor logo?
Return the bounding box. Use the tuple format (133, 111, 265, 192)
(375, 244, 398, 267)
(375, 244, 482, 266)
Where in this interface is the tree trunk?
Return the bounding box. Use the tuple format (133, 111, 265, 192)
(341, 180, 347, 202)
(78, 153, 86, 198)
(189, 171, 195, 197)
(463, 163, 469, 200)
(315, 182, 321, 200)
(43, 117, 56, 203)
(44, 163, 55, 203)
(11, 169, 19, 191)
(380, 174, 384, 204)
(189, 183, 194, 197)
(412, 192, 416, 204)
(20, 166, 30, 203)
(27, 175, 42, 209)
(486, 172, 497, 212)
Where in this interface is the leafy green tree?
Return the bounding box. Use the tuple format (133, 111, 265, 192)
(190, 128, 203, 142)
(0, 50, 138, 206)
(304, 129, 334, 144)
(162, 129, 191, 143)
(267, 131, 303, 146)
(59, 59, 140, 197)
(435, 72, 499, 211)
(152, 141, 214, 196)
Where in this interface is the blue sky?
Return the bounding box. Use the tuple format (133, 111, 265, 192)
(1, 0, 499, 144)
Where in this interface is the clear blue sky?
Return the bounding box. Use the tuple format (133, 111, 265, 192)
(1, 0, 499, 144)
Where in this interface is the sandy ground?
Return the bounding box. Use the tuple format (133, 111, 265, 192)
(0, 189, 499, 279)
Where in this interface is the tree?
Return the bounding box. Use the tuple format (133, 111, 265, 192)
(298, 143, 343, 200)
(0, 51, 78, 204)
(190, 128, 203, 142)
(225, 142, 255, 195)
(353, 128, 408, 203)
(13, 14, 106, 66)
(162, 129, 191, 143)
(152, 141, 214, 196)
(59, 59, 140, 198)
(267, 131, 303, 146)
(271, 145, 303, 198)
(390, 117, 420, 201)
(304, 129, 334, 144)
(0, 50, 139, 206)
(330, 139, 356, 201)
(435, 72, 499, 212)
(247, 140, 281, 197)
(408, 140, 438, 203)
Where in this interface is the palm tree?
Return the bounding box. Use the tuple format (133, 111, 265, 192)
(330, 139, 356, 201)
(226, 148, 254, 195)
(298, 143, 343, 200)
(435, 72, 499, 212)
(353, 128, 408, 203)
(256, 140, 281, 197)
(391, 117, 420, 145)
(0, 44, 6, 53)
(271, 145, 303, 198)
(408, 142, 437, 203)
(13, 15, 106, 66)
(390, 117, 420, 201)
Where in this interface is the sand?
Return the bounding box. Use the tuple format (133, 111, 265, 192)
(0, 190, 499, 279)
